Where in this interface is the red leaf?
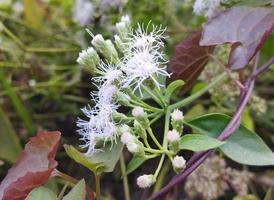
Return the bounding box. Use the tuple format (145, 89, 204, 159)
(200, 6, 274, 70)
(168, 31, 214, 91)
(0, 131, 61, 200)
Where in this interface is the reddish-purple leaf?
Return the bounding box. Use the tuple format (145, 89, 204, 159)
(167, 31, 214, 91)
(200, 6, 274, 70)
(0, 131, 61, 200)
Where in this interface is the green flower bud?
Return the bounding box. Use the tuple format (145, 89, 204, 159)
(172, 155, 186, 173)
(115, 91, 131, 107)
(171, 109, 184, 132)
(134, 120, 147, 139)
(77, 47, 100, 70)
(132, 106, 149, 127)
(105, 39, 119, 63)
(116, 15, 132, 41)
(112, 111, 131, 123)
(91, 34, 119, 64)
(114, 35, 126, 53)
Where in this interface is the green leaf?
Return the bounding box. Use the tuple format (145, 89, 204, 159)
(126, 155, 148, 175)
(185, 104, 206, 119)
(186, 113, 274, 166)
(64, 145, 101, 172)
(63, 179, 86, 200)
(23, 0, 46, 29)
(65, 141, 123, 173)
(190, 82, 207, 95)
(241, 109, 254, 131)
(0, 107, 21, 162)
(179, 134, 225, 152)
(0, 70, 35, 134)
(26, 187, 57, 200)
(165, 80, 184, 101)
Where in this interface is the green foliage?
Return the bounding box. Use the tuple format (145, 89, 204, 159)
(186, 113, 274, 166)
(126, 155, 149, 175)
(26, 187, 57, 200)
(165, 79, 184, 102)
(65, 141, 123, 173)
(63, 179, 86, 200)
(0, 107, 21, 163)
(179, 134, 225, 152)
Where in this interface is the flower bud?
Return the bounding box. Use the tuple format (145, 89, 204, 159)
(116, 15, 131, 41)
(105, 40, 119, 63)
(171, 109, 184, 132)
(172, 155, 186, 172)
(171, 109, 184, 121)
(112, 111, 130, 123)
(91, 34, 105, 47)
(132, 106, 149, 126)
(132, 106, 145, 118)
(115, 91, 131, 106)
(121, 131, 144, 155)
(121, 131, 135, 144)
(114, 35, 126, 53)
(167, 130, 180, 143)
(121, 15, 131, 25)
(134, 120, 146, 139)
(91, 35, 119, 64)
(77, 47, 100, 69)
(137, 174, 155, 188)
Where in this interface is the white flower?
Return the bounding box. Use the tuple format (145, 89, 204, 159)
(91, 84, 119, 107)
(73, 0, 94, 26)
(121, 49, 169, 91)
(171, 109, 184, 121)
(127, 23, 166, 52)
(172, 155, 186, 169)
(167, 130, 180, 143)
(93, 62, 122, 86)
(137, 174, 155, 188)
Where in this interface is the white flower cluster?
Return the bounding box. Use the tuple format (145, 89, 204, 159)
(193, 0, 229, 18)
(73, 0, 94, 26)
(77, 15, 169, 155)
(73, 0, 128, 26)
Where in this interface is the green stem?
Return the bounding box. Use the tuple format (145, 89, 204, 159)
(150, 113, 164, 125)
(169, 72, 226, 110)
(146, 127, 163, 150)
(153, 160, 170, 193)
(126, 89, 163, 112)
(120, 155, 131, 200)
(153, 86, 167, 108)
(144, 147, 163, 154)
(143, 137, 152, 148)
(163, 109, 171, 149)
(154, 154, 165, 179)
(130, 99, 162, 112)
(26, 47, 79, 53)
(1, 22, 25, 49)
(95, 173, 101, 200)
(141, 85, 164, 107)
